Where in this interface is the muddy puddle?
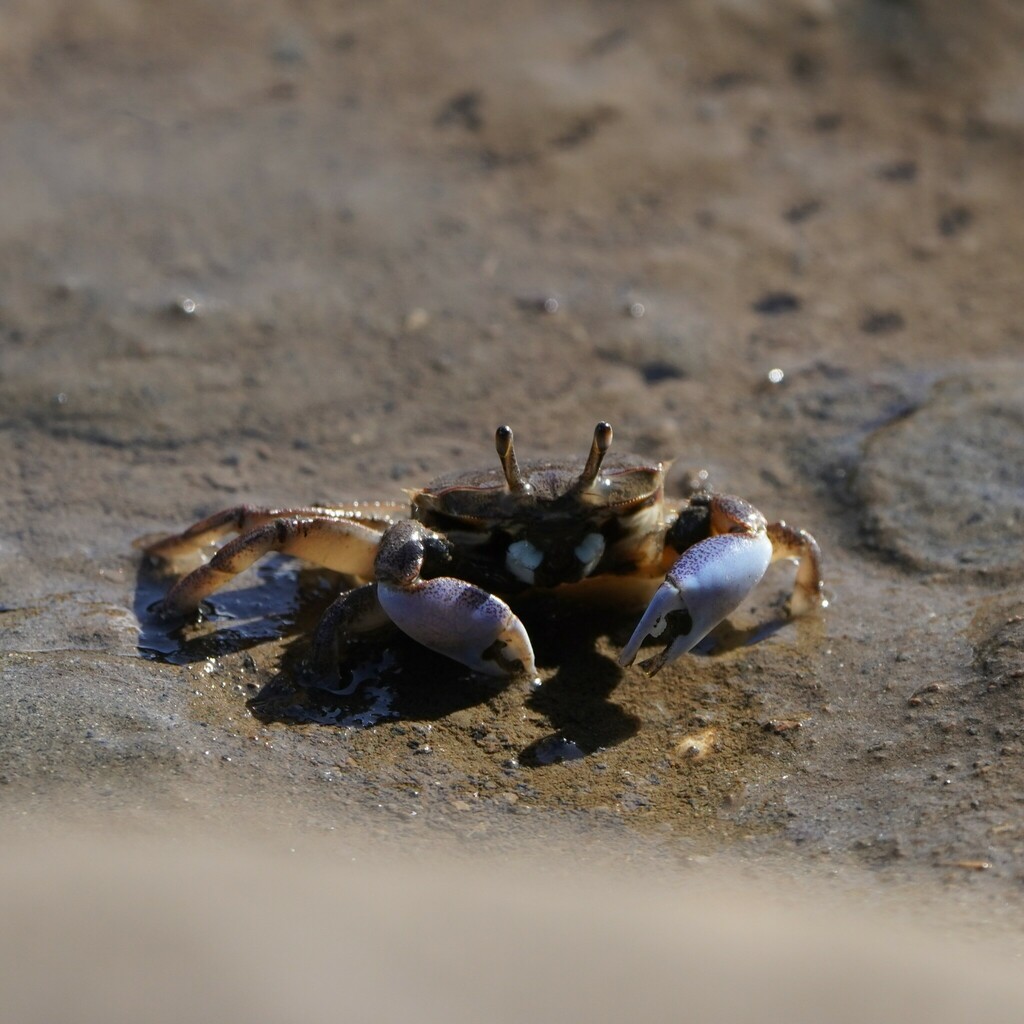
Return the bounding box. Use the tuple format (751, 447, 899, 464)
(3, 0, 1024, 985)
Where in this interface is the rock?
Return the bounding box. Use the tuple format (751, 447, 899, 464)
(858, 371, 1024, 579)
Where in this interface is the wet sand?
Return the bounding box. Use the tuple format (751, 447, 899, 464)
(2, 0, 1024, 1008)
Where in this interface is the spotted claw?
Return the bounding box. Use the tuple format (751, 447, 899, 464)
(377, 577, 537, 679)
(618, 531, 773, 676)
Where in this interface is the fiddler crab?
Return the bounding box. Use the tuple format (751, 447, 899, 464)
(144, 423, 823, 680)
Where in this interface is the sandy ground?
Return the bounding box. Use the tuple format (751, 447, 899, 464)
(2, 0, 1024, 1013)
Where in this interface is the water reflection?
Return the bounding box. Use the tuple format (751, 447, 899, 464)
(135, 555, 328, 665)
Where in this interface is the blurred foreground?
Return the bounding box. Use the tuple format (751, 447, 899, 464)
(3, 829, 1024, 1024)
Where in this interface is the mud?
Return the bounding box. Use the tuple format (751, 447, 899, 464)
(2, 0, 1024, 969)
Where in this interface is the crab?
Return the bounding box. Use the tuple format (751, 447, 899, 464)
(144, 423, 824, 680)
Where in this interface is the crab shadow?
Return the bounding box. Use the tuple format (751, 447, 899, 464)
(248, 595, 645, 750)
(513, 595, 792, 766)
(135, 558, 791, 761)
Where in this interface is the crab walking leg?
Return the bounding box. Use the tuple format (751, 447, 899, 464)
(767, 521, 825, 615)
(618, 532, 774, 676)
(157, 518, 382, 617)
(307, 582, 394, 675)
(143, 502, 402, 563)
(377, 578, 537, 678)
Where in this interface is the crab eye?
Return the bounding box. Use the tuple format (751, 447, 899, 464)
(495, 425, 528, 492)
(577, 422, 613, 489)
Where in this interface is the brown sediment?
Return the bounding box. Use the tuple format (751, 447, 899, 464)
(1, 0, 1024, 951)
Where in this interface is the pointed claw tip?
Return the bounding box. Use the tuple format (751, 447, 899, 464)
(788, 586, 826, 617)
(638, 654, 666, 677)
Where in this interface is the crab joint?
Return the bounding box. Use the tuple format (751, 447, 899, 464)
(377, 577, 536, 678)
(618, 531, 773, 675)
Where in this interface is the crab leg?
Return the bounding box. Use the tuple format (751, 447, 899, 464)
(619, 494, 823, 676)
(767, 521, 824, 615)
(143, 502, 402, 564)
(307, 582, 395, 675)
(154, 517, 382, 617)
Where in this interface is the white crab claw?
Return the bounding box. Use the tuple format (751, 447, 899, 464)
(618, 532, 773, 675)
(377, 578, 537, 678)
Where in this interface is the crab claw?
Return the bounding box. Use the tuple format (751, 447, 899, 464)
(377, 578, 537, 679)
(618, 532, 773, 675)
